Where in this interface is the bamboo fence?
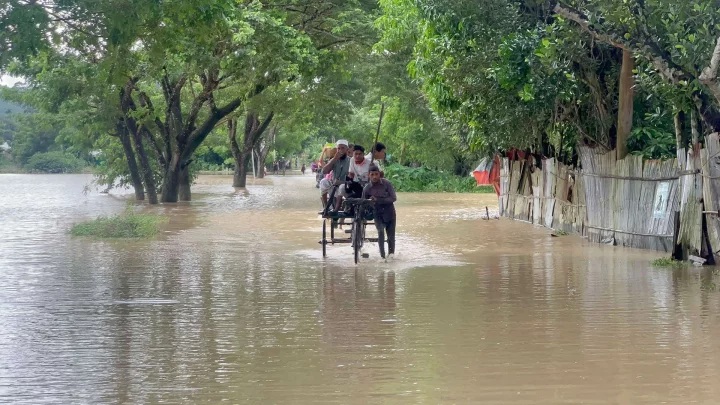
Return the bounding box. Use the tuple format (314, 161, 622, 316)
(579, 147, 681, 252)
(499, 156, 585, 233)
(497, 137, 720, 259)
(499, 147, 681, 253)
(702, 134, 720, 257)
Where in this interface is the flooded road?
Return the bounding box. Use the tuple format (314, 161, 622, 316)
(2, 173, 720, 404)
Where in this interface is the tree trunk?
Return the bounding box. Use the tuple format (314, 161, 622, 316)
(228, 118, 246, 188)
(674, 111, 685, 161)
(133, 134, 159, 204)
(160, 154, 180, 203)
(233, 154, 248, 188)
(256, 126, 276, 179)
(126, 119, 158, 204)
(117, 121, 145, 201)
(616, 49, 634, 160)
(255, 149, 265, 179)
(179, 164, 191, 201)
(452, 154, 468, 176)
(228, 112, 274, 188)
(120, 81, 158, 204)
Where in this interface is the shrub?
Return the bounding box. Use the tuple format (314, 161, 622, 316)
(627, 127, 676, 160)
(71, 208, 167, 238)
(0, 153, 23, 173)
(384, 164, 494, 193)
(25, 151, 86, 173)
(651, 257, 682, 267)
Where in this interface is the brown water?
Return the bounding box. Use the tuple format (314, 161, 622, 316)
(2, 173, 720, 404)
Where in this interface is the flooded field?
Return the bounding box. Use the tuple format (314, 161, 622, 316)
(2, 173, 720, 404)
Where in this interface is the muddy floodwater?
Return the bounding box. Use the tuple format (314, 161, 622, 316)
(3, 173, 720, 404)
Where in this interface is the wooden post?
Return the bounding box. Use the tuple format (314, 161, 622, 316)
(616, 50, 634, 160)
(702, 208, 716, 265)
(672, 210, 684, 260)
(371, 102, 385, 166)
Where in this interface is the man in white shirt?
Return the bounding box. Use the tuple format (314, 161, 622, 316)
(339, 145, 370, 200)
(349, 145, 372, 183)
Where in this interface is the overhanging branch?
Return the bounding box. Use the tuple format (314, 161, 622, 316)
(700, 35, 720, 89)
(553, 3, 686, 83)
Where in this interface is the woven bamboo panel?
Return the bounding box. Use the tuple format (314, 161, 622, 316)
(579, 147, 679, 252)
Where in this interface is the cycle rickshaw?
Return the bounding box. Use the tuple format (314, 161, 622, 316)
(319, 186, 377, 264)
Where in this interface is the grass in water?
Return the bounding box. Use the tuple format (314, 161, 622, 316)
(651, 257, 682, 267)
(71, 207, 167, 239)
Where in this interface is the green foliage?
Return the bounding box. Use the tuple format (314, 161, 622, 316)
(651, 257, 683, 268)
(0, 98, 25, 115)
(627, 127, 676, 160)
(0, 152, 21, 173)
(555, 0, 720, 135)
(0, 116, 17, 143)
(3, 0, 381, 196)
(70, 207, 167, 239)
(301, 136, 330, 163)
(376, 0, 625, 156)
(194, 130, 233, 171)
(25, 151, 85, 173)
(11, 0, 717, 188)
(7, 113, 66, 163)
(384, 164, 493, 193)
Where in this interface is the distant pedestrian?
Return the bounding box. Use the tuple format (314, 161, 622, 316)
(301, 164, 306, 175)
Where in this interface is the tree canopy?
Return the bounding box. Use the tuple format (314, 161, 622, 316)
(3, 0, 720, 195)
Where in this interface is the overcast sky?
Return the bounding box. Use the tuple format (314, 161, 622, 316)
(0, 75, 24, 87)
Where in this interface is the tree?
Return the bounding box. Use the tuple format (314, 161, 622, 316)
(377, 0, 570, 154)
(552, 0, 720, 137)
(254, 125, 277, 178)
(3, 0, 379, 202)
(8, 112, 63, 164)
(376, 0, 702, 162)
(0, 116, 17, 144)
(228, 111, 274, 187)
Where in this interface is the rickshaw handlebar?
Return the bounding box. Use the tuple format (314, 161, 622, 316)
(343, 198, 373, 206)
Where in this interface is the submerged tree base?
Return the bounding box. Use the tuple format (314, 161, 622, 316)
(71, 208, 167, 238)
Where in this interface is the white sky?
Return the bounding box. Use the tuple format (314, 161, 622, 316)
(0, 75, 24, 87)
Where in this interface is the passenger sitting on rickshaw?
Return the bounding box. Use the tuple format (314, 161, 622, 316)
(319, 170, 334, 209)
(349, 145, 373, 184)
(337, 145, 372, 209)
(321, 140, 351, 213)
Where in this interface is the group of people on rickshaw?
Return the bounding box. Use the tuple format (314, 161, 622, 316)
(315, 139, 396, 260)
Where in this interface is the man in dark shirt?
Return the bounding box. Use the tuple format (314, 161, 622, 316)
(321, 139, 351, 212)
(362, 164, 397, 260)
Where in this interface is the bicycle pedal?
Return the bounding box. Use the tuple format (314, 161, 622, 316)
(344, 229, 352, 234)
(362, 253, 370, 258)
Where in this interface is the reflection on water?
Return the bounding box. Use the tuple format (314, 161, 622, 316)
(2, 174, 720, 404)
